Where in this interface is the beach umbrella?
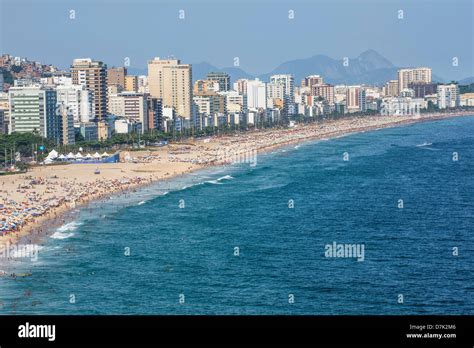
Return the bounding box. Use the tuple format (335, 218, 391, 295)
(101, 152, 110, 157)
(93, 152, 101, 159)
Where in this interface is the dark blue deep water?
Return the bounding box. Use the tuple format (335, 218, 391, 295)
(1, 116, 473, 314)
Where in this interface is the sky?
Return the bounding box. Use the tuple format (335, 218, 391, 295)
(0, 0, 473, 80)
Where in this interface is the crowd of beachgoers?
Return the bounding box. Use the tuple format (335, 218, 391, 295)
(0, 111, 471, 246)
(0, 176, 153, 243)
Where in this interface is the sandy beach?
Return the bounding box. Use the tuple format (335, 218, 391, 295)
(1, 111, 472, 247)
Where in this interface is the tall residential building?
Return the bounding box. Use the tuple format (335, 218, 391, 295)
(0, 110, 5, 134)
(346, 86, 362, 112)
(147, 57, 192, 119)
(125, 75, 138, 92)
(384, 80, 399, 97)
(107, 67, 127, 89)
(71, 58, 107, 119)
(246, 79, 266, 110)
(217, 91, 245, 113)
(8, 86, 60, 141)
(108, 92, 149, 132)
(311, 84, 335, 104)
(56, 84, 93, 125)
(193, 94, 226, 117)
(302, 75, 324, 88)
(206, 72, 231, 92)
(270, 74, 295, 103)
(397, 68, 432, 93)
(437, 84, 460, 109)
(57, 103, 75, 145)
(234, 79, 248, 95)
(408, 82, 437, 98)
(147, 97, 163, 130)
(0, 92, 9, 129)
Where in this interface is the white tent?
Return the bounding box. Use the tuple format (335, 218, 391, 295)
(58, 154, 67, 160)
(44, 158, 54, 164)
(67, 152, 75, 160)
(46, 149, 58, 160)
(93, 152, 101, 159)
(85, 153, 93, 159)
(75, 152, 84, 159)
(101, 152, 110, 157)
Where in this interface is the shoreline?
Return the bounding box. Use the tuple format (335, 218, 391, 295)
(1, 111, 473, 249)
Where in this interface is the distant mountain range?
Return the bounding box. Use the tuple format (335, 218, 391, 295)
(127, 49, 469, 86)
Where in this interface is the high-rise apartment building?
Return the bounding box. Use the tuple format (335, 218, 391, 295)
(437, 84, 460, 109)
(311, 84, 335, 104)
(397, 68, 432, 94)
(147, 57, 192, 119)
(234, 79, 248, 95)
(71, 58, 107, 119)
(125, 75, 138, 92)
(206, 72, 231, 92)
(246, 79, 266, 110)
(302, 75, 324, 88)
(107, 67, 127, 89)
(346, 86, 363, 113)
(270, 74, 295, 103)
(108, 92, 149, 132)
(8, 86, 61, 141)
(56, 84, 93, 125)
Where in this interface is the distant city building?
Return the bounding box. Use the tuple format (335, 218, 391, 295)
(408, 82, 437, 98)
(0, 92, 9, 128)
(147, 57, 192, 120)
(310, 84, 335, 104)
(460, 93, 474, 107)
(246, 79, 266, 110)
(346, 86, 362, 112)
(137, 75, 148, 93)
(301, 75, 324, 88)
(218, 90, 245, 113)
(270, 74, 294, 103)
(437, 84, 460, 109)
(71, 58, 107, 119)
(108, 92, 149, 132)
(147, 97, 163, 130)
(206, 72, 231, 92)
(384, 80, 399, 97)
(56, 84, 93, 125)
(397, 68, 432, 94)
(107, 67, 127, 89)
(57, 103, 75, 145)
(79, 122, 98, 141)
(0, 110, 5, 134)
(125, 75, 138, 92)
(8, 86, 61, 141)
(233, 79, 248, 95)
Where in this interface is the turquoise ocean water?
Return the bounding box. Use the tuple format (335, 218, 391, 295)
(1, 116, 473, 314)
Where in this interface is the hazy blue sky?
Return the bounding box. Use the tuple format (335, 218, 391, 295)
(1, 0, 473, 80)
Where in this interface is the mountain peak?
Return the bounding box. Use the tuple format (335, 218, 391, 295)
(357, 49, 394, 69)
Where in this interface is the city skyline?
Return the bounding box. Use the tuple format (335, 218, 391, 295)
(1, 0, 473, 81)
